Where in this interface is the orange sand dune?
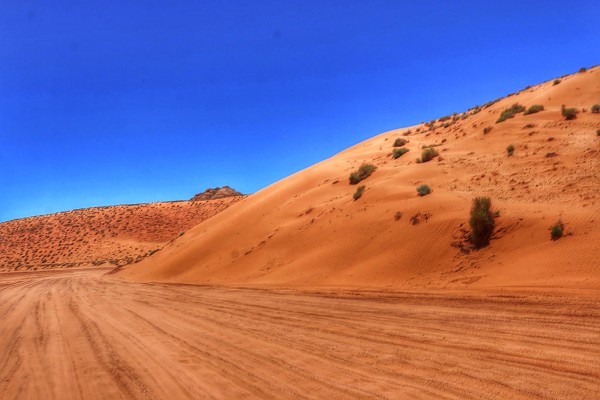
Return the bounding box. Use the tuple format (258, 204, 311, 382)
(0, 197, 242, 272)
(119, 68, 600, 289)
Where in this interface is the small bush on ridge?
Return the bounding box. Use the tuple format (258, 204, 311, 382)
(507, 144, 515, 156)
(561, 105, 577, 120)
(591, 104, 600, 114)
(416, 184, 431, 197)
(419, 147, 439, 163)
(549, 220, 564, 240)
(392, 148, 409, 159)
(524, 104, 544, 115)
(393, 138, 409, 147)
(353, 185, 365, 201)
(496, 103, 526, 123)
(349, 163, 377, 184)
(553, 79, 561, 85)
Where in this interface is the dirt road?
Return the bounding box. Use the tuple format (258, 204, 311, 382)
(1, 269, 599, 399)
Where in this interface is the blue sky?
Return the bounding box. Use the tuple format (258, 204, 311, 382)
(1, 1, 598, 222)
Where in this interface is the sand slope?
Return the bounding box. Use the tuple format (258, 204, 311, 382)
(0, 197, 242, 272)
(119, 68, 600, 289)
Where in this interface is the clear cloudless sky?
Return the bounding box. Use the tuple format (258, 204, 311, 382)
(1, 1, 599, 222)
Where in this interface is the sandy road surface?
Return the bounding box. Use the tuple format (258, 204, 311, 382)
(1, 269, 599, 399)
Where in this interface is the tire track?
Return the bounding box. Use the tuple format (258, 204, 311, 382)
(1, 269, 599, 399)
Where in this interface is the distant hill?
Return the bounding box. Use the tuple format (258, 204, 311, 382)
(0, 195, 244, 272)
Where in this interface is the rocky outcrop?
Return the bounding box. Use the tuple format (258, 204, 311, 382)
(190, 186, 243, 201)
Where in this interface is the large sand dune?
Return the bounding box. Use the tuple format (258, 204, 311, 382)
(119, 68, 600, 289)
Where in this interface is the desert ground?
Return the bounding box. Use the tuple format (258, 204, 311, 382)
(1, 68, 599, 399)
(1, 268, 599, 399)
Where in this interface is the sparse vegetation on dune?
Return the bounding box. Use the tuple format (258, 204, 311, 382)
(506, 144, 515, 156)
(392, 147, 409, 159)
(561, 105, 577, 120)
(591, 104, 600, 114)
(550, 221, 564, 241)
(496, 103, 525, 123)
(469, 197, 495, 248)
(353, 185, 365, 201)
(418, 147, 438, 163)
(349, 163, 377, 185)
(524, 104, 544, 115)
(416, 184, 431, 197)
(553, 79, 561, 85)
(393, 138, 409, 147)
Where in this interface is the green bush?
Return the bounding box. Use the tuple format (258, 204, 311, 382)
(524, 104, 544, 115)
(496, 103, 526, 123)
(578, 67, 587, 73)
(353, 185, 365, 201)
(561, 105, 577, 120)
(349, 163, 377, 184)
(393, 138, 408, 147)
(416, 184, 431, 197)
(469, 197, 495, 248)
(553, 79, 561, 85)
(549, 220, 564, 240)
(591, 104, 600, 114)
(420, 147, 439, 163)
(392, 147, 409, 159)
(506, 144, 515, 156)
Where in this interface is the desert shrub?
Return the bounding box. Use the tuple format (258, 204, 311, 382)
(591, 104, 600, 114)
(469, 197, 495, 248)
(394, 211, 402, 221)
(349, 163, 377, 184)
(524, 104, 544, 115)
(420, 147, 439, 163)
(392, 147, 409, 159)
(496, 103, 526, 123)
(438, 115, 452, 122)
(578, 67, 587, 73)
(561, 105, 577, 120)
(483, 126, 493, 134)
(353, 185, 365, 201)
(393, 138, 408, 147)
(506, 144, 515, 156)
(416, 184, 431, 196)
(553, 79, 561, 85)
(597, 129, 600, 136)
(549, 220, 564, 240)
